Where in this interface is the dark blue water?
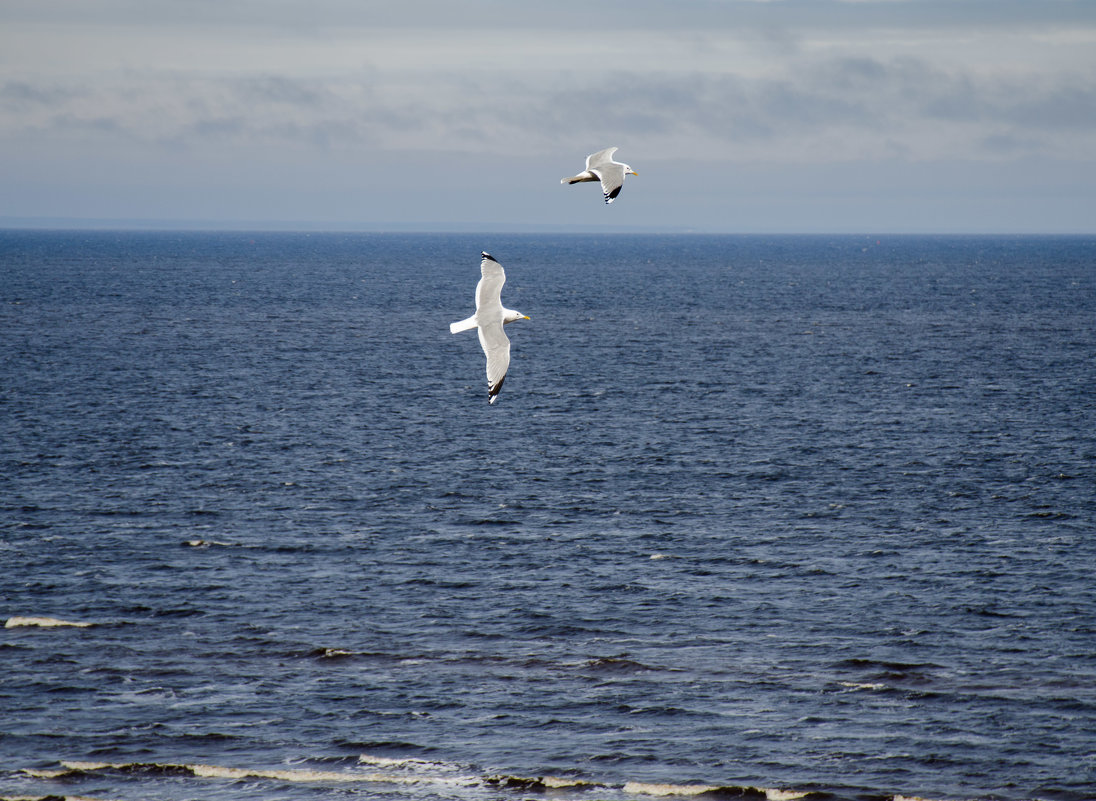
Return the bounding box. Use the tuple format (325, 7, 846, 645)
(2, 231, 1094, 801)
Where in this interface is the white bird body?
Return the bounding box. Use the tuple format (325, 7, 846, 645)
(561, 147, 637, 204)
(450, 252, 529, 404)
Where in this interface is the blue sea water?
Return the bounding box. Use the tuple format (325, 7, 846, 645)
(1, 230, 1094, 801)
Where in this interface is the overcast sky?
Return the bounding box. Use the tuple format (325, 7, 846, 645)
(2, 0, 1094, 232)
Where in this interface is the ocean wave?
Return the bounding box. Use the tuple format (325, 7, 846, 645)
(311, 647, 359, 660)
(18, 760, 835, 801)
(188, 763, 454, 785)
(0, 795, 115, 801)
(34, 760, 478, 789)
(484, 774, 606, 791)
(357, 753, 458, 771)
(335, 738, 438, 754)
(299, 646, 673, 679)
(580, 656, 661, 674)
(622, 782, 807, 800)
(4, 616, 93, 628)
(836, 681, 889, 692)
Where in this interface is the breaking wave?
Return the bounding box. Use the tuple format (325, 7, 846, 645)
(4, 616, 93, 628)
(10, 758, 931, 801)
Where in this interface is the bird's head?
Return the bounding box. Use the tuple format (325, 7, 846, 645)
(624, 164, 638, 176)
(504, 310, 530, 324)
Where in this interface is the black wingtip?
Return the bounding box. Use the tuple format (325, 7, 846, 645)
(481, 251, 495, 261)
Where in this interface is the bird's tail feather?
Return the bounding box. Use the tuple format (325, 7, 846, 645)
(450, 316, 477, 334)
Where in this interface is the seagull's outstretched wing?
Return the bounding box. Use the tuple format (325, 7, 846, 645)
(478, 320, 511, 404)
(585, 147, 618, 171)
(475, 252, 505, 315)
(593, 162, 626, 203)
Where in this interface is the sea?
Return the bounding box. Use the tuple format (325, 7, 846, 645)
(1, 230, 1094, 801)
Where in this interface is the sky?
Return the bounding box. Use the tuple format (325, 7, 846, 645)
(1, 0, 1095, 233)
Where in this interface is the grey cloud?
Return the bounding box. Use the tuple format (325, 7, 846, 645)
(187, 116, 248, 139)
(980, 132, 1046, 156)
(47, 112, 126, 136)
(587, 57, 1096, 155)
(999, 82, 1096, 130)
(6, 0, 1095, 39)
(236, 75, 331, 107)
(1, 81, 86, 107)
(3, 54, 1092, 166)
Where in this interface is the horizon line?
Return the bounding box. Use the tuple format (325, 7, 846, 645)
(1, 216, 1093, 237)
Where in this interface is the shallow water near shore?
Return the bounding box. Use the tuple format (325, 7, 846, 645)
(2, 230, 1095, 801)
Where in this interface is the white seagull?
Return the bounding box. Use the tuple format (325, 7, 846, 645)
(450, 252, 530, 404)
(561, 147, 638, 204)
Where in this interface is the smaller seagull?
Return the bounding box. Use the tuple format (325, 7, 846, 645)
(450, 252, 530, 404)
(561, 147, 638, 204)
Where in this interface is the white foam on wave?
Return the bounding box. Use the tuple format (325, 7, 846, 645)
(356, 753, 460, 772)
(41, 760, 822, 801)
(767, 791, 811, 801)
(357, 753, 418, 768)
(486, 774, 603, 791)
(58, 762, 122, 772)
(188, 764, 421, 784)
(624, 783, 721, 796)
(18, 768, 70, 778)
(15, 768, 125, 800)
(541, 775, 600, 789)
(56, 760, 477, 789)
(838, 681, 888, 692)
(623, 782, 808, 800)
(5, 616, 93, 628)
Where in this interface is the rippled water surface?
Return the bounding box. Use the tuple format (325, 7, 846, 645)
(2, 231, 1095, 801)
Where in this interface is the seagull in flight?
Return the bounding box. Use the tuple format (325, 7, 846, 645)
(450, 252, 530, 404)
(561, 147, 637, 204)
